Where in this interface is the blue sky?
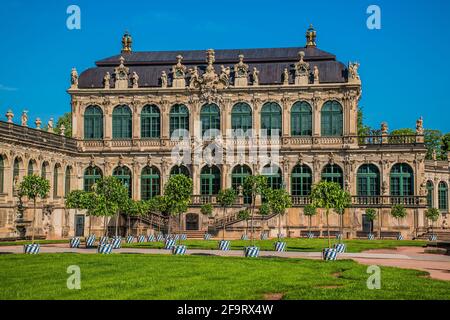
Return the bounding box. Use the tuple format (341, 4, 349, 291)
(0, 0, 449, 132)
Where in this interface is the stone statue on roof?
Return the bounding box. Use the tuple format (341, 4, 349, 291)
(70, 68, 78, 88)
(161, 71, 168, 88)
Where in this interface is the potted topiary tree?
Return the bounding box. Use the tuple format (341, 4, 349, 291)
(390, 204, 407, 240)
(216, 188, 237, 251)
(425, 207, 440, 241)
(242, 175, 268, 257)
(310, 181, 351, 260)
(259, 202, 271, 240)
(238, 209, 250, 240)
(200, 203, 213, 240)
(365, 208, 377, 240)
(19, 175, 50, 254)
(268, 188, 292, 252)
(335, 190, 351, 244)
(303, 204, 317, 238)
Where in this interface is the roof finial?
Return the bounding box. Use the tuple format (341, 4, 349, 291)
(122, 31, 132, 54)
(306, 24, 317, 47)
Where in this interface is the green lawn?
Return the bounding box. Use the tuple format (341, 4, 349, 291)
(0, 239, 69, 247)
(0, 254, 448, 300)
(123, 238, 427, 253)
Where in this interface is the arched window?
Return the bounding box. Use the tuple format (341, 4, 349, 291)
(27, 160, 35, 176)
(357, 164, 380, 196)
(170, 165, 190, 177)
(112, 105, 132, 139)
(390, 163, 414, 196)
(201, 104, 220, 138)
(141, 166, 160, 200)
(438, 182, 448, 211)
(170, 104, 189, 138)
(232, 165, 252, 203)
(41, 162, 49, 180)
(200, 165, 221, 195)
(65, 166, 72, 197)
(113, 166, 132, 196)
(261, 102, 282, 137)
(53, 164, 60, 198)
(84, 106, 103, 140)
(321, 101, 343, 136)
(291, 102, 312, 136)
(426, 181, 434, 208)
(0, 156, 4, 193)
(13, 158, 21, 185)
(322, 164, 343, 187)
(262, 164, 282, 189)
(84, 166, 103, 192)
(231, 103, 252, 135)
(141, 105, 160, 138)
(291, 164, 312, 196)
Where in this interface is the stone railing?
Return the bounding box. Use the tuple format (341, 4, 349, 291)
(358, 134, 420, 146)
(191, 195, 244, 206)
(290, 195, 426, 208)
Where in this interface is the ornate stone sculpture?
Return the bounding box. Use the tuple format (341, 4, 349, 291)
(348, 62, 361, 83)
(103, 72, 111, 89)
(59, 124, 66, 136)
(188, 67, 200, 88)
(121, 31, 132, 54)
(381, 122, 388, 134)
(234, 54, 249, 87)
(131, 71, 139, 89)
(252, 67, 259, 86)
(161, 71, 168, 88)
(294, 51, 310, 85)
(283, 68, 289, 85)
(113, 56, 130, 89)
(47, 118, 54, 133)
(5, 109, 14, 123)
(35, 118, 42, 129)
(313, 66, 320, 84)
(70, 68, 78, 88)
(171, 55, 187, 88)
(21, 111, 28, 127)
(219, 65, 231, 87)
(306, 24, 317, 47)
(416, 117, 424, 135)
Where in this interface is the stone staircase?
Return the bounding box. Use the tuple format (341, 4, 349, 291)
(416, 229, 450, 241)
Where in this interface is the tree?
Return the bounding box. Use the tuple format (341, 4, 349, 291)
(217, 188, 237, 241)
(365, 208, 378, 238)
(54, 112, 72, 137)
(357, 106, 372, 137)
(268, 189, 292, 238)
(310, 181, 351, 248)
(163, 174, 193, 236)
(424, 129, 443, 160)
(425, 208, 440, 236)
(200, 203, 213, 216)
(237, 209, 250, 236)
(19, 175, 50, 243)
(243, 175, 268, 246)
(65, 190, 97, 235)
(390, 128, 415, 136)
(335, 189, 352, 242)
(303, 205, 317, 234)
(390, 204, 407, 233)
(123, 199, 150, 237)
(91, 176, 129, 237)
(441, 133, 450, 159)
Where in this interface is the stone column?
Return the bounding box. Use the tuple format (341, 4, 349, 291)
(161, 102, 170, 140)
(132, 104, 140, 140)
(281, 98, 290, 137)
(133, 162, 140, 200)
(104, 105, 112, 140)
(312, 98, 321, 136)
(192, 164, 200, 195)
(221, 164, 229, 189)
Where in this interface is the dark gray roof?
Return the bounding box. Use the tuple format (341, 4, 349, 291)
(78, 46, 347, 88)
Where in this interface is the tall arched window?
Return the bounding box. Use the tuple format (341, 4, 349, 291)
(27, 160, 35, 176)
(200, 165, 221, 195)
(141, 105, 160, 138)
(390, 163, 414, 196)
(231, 103, 252, 135)
(84, 106, 103, 140)
(141, 166, 160, 200)
(232, 165, 252, 203)
(13, 158, 20, 185)
(321, 101, 343, 136)
(201, 104, 220, 138)
(438, 182, 448, 211)
(170, 104, 189, 138)
(261, 102, 282, 137)
(41, 162, 49, 180)
(291, 102, 312, 136)
(113, 166, 132, 196)
(262, 164, 282, 189)
(426, 181, 434, 208)
(291, 164, 312, 196)
(65, 166, 72, 198)
(0, 156, 4, 193)
(84, 166, 103, 192)
(53, 164, 61, 198)
(112, 105, 132, 139)
(170, 165, 190, 177)
(357, 164, 380, 196)
(322, 164, 343, 187)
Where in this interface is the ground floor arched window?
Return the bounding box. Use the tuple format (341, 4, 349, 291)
(426, 181, 434, 208)
(170, 165, 190, 177)
(262, 164, 282, 189)
(321, 164, 343, 187)
(357, 164, 380, 196)
(200, 165, 220, 195)
(84, 166, 103, 192)
(231, 165, 252, 203)
(390, 163, 414, 196)
(113, 166, 132, 196)
(438, 182, 448, 211)
(141, 166, 160, 200)
(291, 164, 312, 196)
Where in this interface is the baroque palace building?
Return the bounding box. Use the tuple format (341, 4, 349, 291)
(0, 27, 449, 239)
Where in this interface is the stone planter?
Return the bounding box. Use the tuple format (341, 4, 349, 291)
(156, 234, 164, 242)
(70, 237, 81, 248)
(322, 248, 337, 261)
(274, 241, 286, 252)
(126, 235, 135, 243)
(147, 234, 155, 242)
(99, 236, 109, 245)
(218, 240, 230, 251)
(138, 235, 146, 243)
(260, 233, 268, 240)
(180, 234, 187, 241)
(165, 239, 176, 250)
(335, 233, 343, 240)
(111, 237, 122, 249)
(368, 233, 375, 240)
(429, 234, 438, 241)
(172, 245, 187, 255)
(244, 246, 260, 258)
(24, 244, 40, 254)
(397, 233, 404, 240)
(307, 232, 314, 239)
(85, 235, 96, 248)
(333, 243, 346, 253)
(204, 233, 211, 240)
(241, 234, 248, 240)
(98, 243, 113, 254)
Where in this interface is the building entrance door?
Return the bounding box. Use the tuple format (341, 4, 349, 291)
(362, 214, 373, 233)
(186, 213, 199, 230)
(75, 215, 85, 237)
